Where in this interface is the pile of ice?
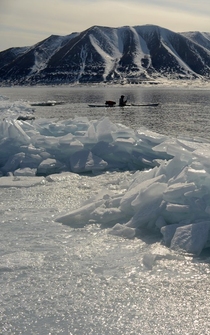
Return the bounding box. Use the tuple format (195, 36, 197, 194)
(56, 147, 210, 254)
(0, 97, 35, 120)
(1, 111, 210, 255)
(0, 116, 172, 176)
(53, 119, 210, 256)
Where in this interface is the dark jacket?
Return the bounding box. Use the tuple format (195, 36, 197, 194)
(119, 96, 127, 106)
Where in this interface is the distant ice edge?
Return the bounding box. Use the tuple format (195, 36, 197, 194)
(1, 114, 210, 255)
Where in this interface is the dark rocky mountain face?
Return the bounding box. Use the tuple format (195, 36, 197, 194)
(0, 25, 210, 85)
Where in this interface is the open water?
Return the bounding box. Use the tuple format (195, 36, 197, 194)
(1, 84, 210, 335)
(1, 84, 210, 140)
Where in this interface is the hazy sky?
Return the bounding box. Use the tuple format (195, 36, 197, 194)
(1, 0, 210, 51)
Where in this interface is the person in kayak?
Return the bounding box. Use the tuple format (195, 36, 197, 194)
(119, 95, 127, 106)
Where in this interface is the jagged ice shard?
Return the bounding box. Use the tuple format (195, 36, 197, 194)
(1, 107, 210, 255)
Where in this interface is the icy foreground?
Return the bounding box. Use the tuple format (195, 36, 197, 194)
(1, 108, 210, 255)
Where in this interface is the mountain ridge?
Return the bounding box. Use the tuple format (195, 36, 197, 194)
(0, 24, 210, 85)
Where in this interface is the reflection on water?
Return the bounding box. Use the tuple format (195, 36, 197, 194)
(120, 109, 136, 127)
(1, 85, 210, 140)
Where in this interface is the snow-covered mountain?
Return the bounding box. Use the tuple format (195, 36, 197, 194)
(0, 25, 210, 85)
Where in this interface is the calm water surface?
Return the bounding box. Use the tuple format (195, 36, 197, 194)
(1, 85, 210, 140)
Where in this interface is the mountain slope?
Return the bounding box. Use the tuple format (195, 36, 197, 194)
(0, 25, 210, 85)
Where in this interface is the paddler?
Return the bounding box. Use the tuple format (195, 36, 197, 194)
(119, 95, 127, 106)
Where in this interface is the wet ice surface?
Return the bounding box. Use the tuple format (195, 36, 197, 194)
(1, 85, 210, 334)
(1, 171, 210, 335)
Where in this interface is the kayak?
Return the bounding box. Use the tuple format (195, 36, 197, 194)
(88, 104, 117, 107)
(131, 103, 159, 107)
(88, 103, 159, 107)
